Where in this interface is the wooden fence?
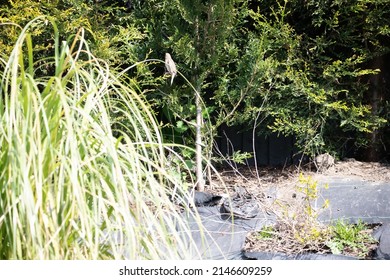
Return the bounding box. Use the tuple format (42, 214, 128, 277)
(215, 125, 298, 166)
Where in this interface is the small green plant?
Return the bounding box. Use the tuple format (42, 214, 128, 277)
(296, 173, 330, 219)
(290, 174, 330, 245)
(327, 220, 378, 259)
(257, 226, 276, 239)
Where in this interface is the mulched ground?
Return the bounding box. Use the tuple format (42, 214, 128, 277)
(209, 159, 390, 214)
(207, 159, 390, 259)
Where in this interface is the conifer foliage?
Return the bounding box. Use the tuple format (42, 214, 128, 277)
(1, 0, 389, 160)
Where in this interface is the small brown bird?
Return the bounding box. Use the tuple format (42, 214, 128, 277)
(165, 53, 177, 85)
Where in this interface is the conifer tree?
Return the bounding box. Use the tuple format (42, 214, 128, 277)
(129, 0, 248, 190)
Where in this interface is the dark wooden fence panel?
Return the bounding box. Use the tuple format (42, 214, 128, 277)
(216, 126, 296, 166)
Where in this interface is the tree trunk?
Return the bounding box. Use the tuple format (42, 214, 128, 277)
(364, 55, 387, 161)
(195, 83, 205, 191)
(194, 15, 205, 191)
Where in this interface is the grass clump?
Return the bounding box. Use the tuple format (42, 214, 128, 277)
(0, 17, 205, 260)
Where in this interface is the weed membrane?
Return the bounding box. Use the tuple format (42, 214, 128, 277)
(184, 178, 390, 260)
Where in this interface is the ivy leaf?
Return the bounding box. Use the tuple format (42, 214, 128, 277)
(175, 120, 188, 133)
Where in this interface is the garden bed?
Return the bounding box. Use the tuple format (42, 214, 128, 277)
(244, 221, 380, 260)
(201, 159, 390, 260)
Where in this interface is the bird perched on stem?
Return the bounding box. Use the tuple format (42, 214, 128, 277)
(165, 53, 177, 85)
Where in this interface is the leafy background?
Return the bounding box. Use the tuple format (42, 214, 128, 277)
(1, 0, 389, 161)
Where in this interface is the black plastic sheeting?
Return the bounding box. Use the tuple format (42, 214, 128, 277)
(185, 177, 390, 260)
(316, 177, 390, 224)
(181, 206, 275, 259)
(373, 223, 390, 260)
